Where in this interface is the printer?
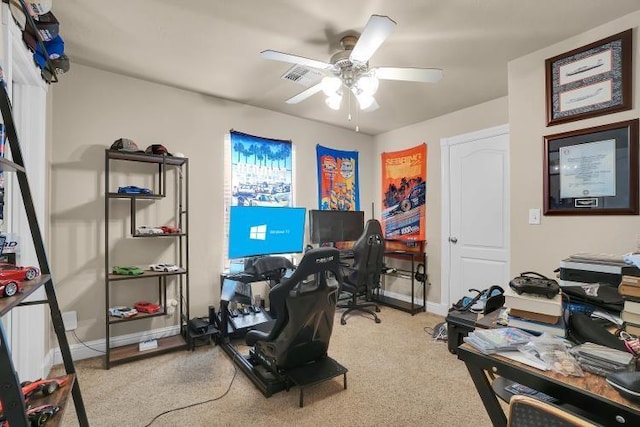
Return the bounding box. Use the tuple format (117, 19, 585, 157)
(559, 254, 640, 287)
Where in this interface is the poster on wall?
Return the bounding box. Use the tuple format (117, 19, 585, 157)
(380, 143, 427, 242)
(316, 144, 360, 211)
(230, 130, 292, 207)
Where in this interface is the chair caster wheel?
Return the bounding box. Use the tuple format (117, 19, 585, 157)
(375, 318, 381, 323)
(375, 307, 381, 313)
(341, 319, 346, 325)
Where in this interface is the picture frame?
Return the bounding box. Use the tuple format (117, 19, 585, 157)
(543, 119, 638, 215)
(545, 29, 632, 126)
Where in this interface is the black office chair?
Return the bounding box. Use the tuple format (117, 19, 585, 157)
(338, 219, 384, 325)
(245, 247, 342, 373)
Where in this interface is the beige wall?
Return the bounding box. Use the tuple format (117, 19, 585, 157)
(50, 64, 375, 342)
(509, 11, 640, 278)
(374, 97, 509, 309)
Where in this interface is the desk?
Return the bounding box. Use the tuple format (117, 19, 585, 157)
(457, 343, 640, 426)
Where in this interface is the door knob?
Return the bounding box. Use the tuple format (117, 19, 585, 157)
(449, 237, 458, 244)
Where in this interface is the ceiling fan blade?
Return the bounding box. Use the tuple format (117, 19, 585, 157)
(374, 67, 443, 83)
(285, 83, 323, 104)
(349, 15, 397, 64)
(362, 97, 379, 112)
(261, 50, 334, 71)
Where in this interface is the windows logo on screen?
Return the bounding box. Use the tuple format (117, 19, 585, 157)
(249, 224, 267, 240)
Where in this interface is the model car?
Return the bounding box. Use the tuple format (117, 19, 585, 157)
(0, 279, 21, 297)
(108, 306, 138, 318)
(112, 266, 144, 275)
(135, 226, 164, 235)
(134, 301, 161, 313)
(160, 225, 181, 234)
(21, 377, 69, 399)
(149, 263, 180, 272)
(117, 185, 152, 195)
(27, 404, 60, 426)
(0, 263, 40, 281)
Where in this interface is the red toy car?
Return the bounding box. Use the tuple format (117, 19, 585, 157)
(0, 279, 21, 298)
(160, 225, 181, 234)
(0, 263, 40, 281)
(21, 377, 69, 399)
(134, 301, 161, 314)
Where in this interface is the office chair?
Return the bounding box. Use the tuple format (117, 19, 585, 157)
(245, 247, 342, 372)
(507, 395, 599, 427)
(338, 219, 384, 325)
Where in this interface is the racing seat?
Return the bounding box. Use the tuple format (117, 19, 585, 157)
(338, 219, 384, 325)
(245, 247, 342, 373)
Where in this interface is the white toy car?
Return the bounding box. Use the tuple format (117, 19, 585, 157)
(149, 263, 180, 272)
(136, 226, 164, 235)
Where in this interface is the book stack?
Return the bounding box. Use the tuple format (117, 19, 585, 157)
(504, 287, 566, 337)
(463, 327, 533, 354)
(619, 276, 640, 336)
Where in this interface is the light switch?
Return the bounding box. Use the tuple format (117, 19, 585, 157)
(528, 208, 540, 225)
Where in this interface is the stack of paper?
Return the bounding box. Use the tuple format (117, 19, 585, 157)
(463, 327, 533, 354)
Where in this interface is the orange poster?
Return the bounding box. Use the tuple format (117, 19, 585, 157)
(380, 143, 427, 241)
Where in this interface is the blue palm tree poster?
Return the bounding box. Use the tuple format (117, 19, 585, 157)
(316, 144, 360, 211)
(230, 130, 292, 207)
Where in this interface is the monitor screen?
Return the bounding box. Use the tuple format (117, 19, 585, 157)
(228, 206, 306, 259)
(309, 210, 365, 244)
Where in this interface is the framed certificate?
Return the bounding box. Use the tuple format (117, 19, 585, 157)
(545, 29, 632, 126)
(543, 119, 638, 215)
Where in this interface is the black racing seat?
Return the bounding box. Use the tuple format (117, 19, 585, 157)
(245, 247, 342, 372)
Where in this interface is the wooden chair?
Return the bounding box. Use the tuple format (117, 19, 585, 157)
(508, 395, 600, 427)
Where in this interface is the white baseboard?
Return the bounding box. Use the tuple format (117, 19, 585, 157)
(52, 325, 182, 365)
(380, 289, 449, 317)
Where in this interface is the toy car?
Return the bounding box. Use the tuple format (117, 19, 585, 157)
(21, 377, 69, 399)
(149, 263, 180, 272)
(112, 266, 144, 275)
(0, 280, 21, 297)
(0, 263, 40, 281)
(134, 301, 161, 314)
(117, 185, 152, 195)
(27, 404, 60, 426)
(136, 225, 164, 235)
(160, 225, 181, 234)
(108, 306, 138, 318)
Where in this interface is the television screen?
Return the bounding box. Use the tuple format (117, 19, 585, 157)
(228, 206, 306, 259)
(309, 210, 365, 244)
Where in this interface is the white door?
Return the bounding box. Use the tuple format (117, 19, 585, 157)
(441, 125, 510, 308)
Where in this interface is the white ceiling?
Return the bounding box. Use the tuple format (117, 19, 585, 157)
(52, 0, 640, 135)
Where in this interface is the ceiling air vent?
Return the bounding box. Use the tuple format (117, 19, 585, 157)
(281, 65, 323, 87)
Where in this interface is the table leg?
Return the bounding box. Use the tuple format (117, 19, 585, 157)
(299, 388, 304, 408)
(464, 363, 507, 427)
(344, 373, 347, 389)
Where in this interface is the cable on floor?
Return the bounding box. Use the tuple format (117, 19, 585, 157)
(144, 364, 237, 426)
(72, 330, 106, 354)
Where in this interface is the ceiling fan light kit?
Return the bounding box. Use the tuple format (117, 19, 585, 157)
(262, 14, 443, 116)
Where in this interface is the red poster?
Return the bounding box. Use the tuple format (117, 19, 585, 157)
(381, 144, 427, 241)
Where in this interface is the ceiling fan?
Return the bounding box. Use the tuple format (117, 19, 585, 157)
(261, 15, 443, 112)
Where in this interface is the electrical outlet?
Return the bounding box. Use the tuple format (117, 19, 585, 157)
(62, 311, 77, 331)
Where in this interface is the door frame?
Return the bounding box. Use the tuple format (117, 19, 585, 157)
(440, 124, 509, 308)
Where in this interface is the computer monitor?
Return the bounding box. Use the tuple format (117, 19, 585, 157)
(309, 210, 365, 244)
(228, 206, 306, 259)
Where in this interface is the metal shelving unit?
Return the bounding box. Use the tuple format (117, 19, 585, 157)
(0, 82, 88, 425)
(104, 150, 189, 368)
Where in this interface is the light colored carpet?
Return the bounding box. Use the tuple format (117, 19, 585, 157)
(53, 307, 494, 426)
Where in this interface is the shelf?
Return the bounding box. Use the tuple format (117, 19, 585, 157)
(132, 233, 186, 238)
(108, 335, 188, 366)
(0, 274, 51, 316)
(107, 192, 164, 200)
(373, 294, 424, 315)
(106, 149, 187, 166)
(24, 374, 76, 427)
(0, 157, 25, 173)
(108, 310, 167, 324)
(107, 269, 187, 282)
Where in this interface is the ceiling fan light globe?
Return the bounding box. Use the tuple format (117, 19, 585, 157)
(357, 75, 379, 96)
(321, 76, 342, 96)
(355, 93, 375, 110)
(325, 94, 342, 110)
